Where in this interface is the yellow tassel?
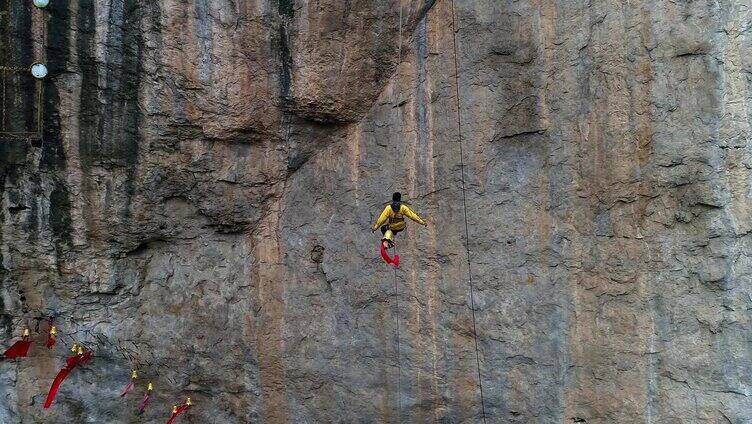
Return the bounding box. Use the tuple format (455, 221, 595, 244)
(147, 382, 153, 392)
(22, 328, 30, 338)
(71, 343, 79, 353)
(131, 370, 138, 380)
(186, 397, 193, 406)
(50, 326, 57, 336)
(76, 345, 84, 355)
(172, 405, 178, 414)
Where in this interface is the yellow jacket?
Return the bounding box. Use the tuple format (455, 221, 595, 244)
(372, 203, 426, 232)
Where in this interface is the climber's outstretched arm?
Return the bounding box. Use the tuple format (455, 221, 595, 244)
(372, 206, 391, 231)
(401, 205, 426, 226)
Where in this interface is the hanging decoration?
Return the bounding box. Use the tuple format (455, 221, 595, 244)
(2, 309, 206, 419)
(46, 325, 57, 349)
(3, 328, 33, 359)
(120, 369, 138, 397)
(166, 397, 193, 424)
(44, 343, 93, 408)
(139, 382, 154, 414)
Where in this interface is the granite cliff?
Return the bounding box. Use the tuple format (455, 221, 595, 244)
(1, 0, 751, 423)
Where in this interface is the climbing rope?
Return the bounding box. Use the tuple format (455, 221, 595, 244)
(391, 0, 404, 179)
(398, 1, 403, 68)
(391, 244, 403, 421)
(390, 2, 404, 422)
(449, 0, 487, 422)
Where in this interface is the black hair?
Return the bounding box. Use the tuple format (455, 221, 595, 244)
(390, 192, 402, 212)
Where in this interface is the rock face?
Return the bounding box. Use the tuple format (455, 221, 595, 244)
(1, 0, 751, 423)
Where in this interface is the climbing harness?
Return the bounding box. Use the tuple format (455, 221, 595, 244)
(450, 0, 487, 422)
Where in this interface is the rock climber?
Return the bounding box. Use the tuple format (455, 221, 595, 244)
(371, 192, 426, 267)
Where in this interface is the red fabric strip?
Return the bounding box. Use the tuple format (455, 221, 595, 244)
(65, 354, 81, 369)
(380, 243, 393, 264)
(43, 367, 72, 408)
(138, 393, 151, 413)
(166, 412, 179, 424)
(120, 381, 135, 397)
(3, 340, 32, 359)
(166, 404, 191, 424)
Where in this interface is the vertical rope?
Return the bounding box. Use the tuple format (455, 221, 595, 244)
(392, 3, 404, 421)
(449, 0, 487, 422)
(391, 244, 403, 423)
(37, 78, 43, 136)
(392, 0, 403, 180)
(37, 3, 46, 137)
(1, 1, 7, 133)
(398, 1, 403, 66)
(2, 69, 6, 131)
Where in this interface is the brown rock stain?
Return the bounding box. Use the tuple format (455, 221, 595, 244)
(249, 197, 287, 422)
